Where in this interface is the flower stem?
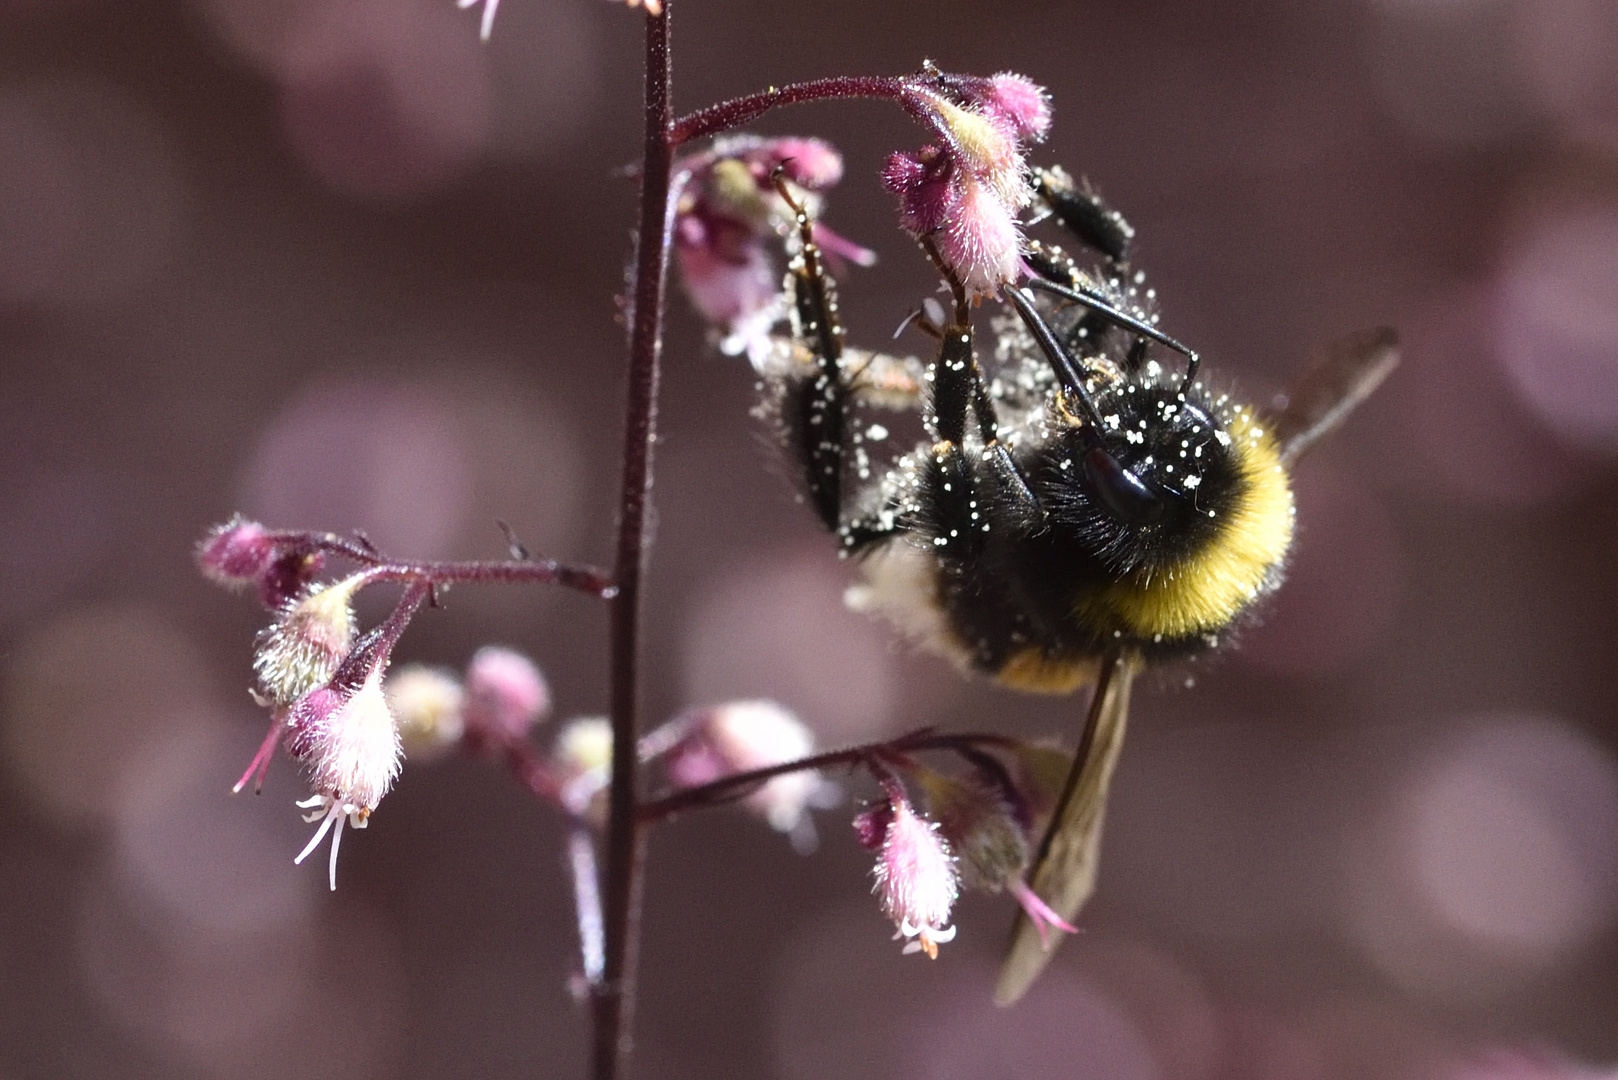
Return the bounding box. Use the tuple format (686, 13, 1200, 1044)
(670, 74, 909, 145)
(635, 729, 1023, 824)
(264, 531, 616, 598)
(595, 5, 674, 1079)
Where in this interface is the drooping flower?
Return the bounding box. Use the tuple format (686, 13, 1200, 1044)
(673, 135, 872, 365)
(864, 784, 959, 958)
(663, 700, 836, 851)
(284, 633, 403, 890)
(914, 765, 1029, 894)
(885, 71, 1048, 300)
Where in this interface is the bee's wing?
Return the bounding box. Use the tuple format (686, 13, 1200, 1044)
(995, 652, 1135, 1006)
(1269, 327, 1400, 468)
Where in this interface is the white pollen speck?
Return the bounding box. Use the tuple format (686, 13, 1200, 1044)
(867, 424, 889, 441)
(1207, 510, 1216, 517)
(1215, 430, 1231, 447)
(1183, 474, 1201, 488)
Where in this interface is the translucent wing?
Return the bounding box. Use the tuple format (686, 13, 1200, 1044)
(995, 651, 1136, 1006)
(1269, 327, 1400, 467)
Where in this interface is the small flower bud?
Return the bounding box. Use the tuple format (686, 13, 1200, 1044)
(253, 573, 367, 707)
(852, 799, 895, 851)
(665, 701, 833, 849)
(869, 790, 959, 958)
(387, 664, 465, 760)
(553, 716, 613, 817)
(462, 646, 550, 743)
(197, 516, 278, 586)
(934, 71, 1051, 143)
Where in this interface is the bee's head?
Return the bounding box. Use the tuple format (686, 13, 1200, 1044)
(1041, 381, 1256, 575)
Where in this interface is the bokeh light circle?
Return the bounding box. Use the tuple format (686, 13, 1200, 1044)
(1, 606, 214, 829)
(1494, 205, 1618, 451)
(682, 550, 897, 745)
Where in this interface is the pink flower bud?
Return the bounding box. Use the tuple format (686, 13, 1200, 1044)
(387, 664, 465, 760)
(197, 516, 278, 586)
(870, 793, 959, 958)
(852, 799, 894, 851)
(284, 640, 402, 890)
(252, 573, 367, 707)
(665, 701, 832, 848)
(462, 646, 550, 743)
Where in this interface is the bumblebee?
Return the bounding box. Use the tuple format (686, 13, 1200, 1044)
(757, 167, 1397, 1002)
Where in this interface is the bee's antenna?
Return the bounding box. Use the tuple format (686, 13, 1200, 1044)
(1002, 284, 1106, 431)
(1022, 277, 1200, 390)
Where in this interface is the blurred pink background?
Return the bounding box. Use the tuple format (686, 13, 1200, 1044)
(2, 0, 1617, 1077)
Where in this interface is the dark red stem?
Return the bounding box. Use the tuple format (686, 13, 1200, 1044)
(670, 74, 909, 145)
(595, 6, 674, 1080)
(266, 531, 616, 598)
(635, 730, 1022, 824)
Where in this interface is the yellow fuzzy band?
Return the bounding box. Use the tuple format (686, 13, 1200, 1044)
(1096, 409, 1295, 641)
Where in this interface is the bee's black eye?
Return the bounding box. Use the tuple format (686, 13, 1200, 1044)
(1084, 446, 1164, 525)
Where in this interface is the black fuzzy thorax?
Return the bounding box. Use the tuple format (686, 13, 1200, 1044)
(889, 374, 1250, 672)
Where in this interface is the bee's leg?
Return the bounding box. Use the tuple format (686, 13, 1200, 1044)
(1022, 276, 1201, 390)
(1032, 166, 1134, 266)
(920, 257, 1041, 539)
(773, 175, 851, 535)
(1029, 168, 1148, 359)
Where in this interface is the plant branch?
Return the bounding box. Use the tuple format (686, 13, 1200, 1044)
(266, 530, 616, 597)
(595, 5, 674, 1079)
(636, 729, 1024, 824)
(670, 74, 909, 145)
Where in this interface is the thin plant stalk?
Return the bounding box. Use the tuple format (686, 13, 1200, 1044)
(595, 4, 674, 1078)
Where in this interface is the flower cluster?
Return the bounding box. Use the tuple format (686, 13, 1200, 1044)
(886, 70, 1050, 300)
(200, 517, 568, 890)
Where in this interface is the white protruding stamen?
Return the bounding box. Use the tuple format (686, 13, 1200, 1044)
(295, 800, 338, 865)
(329, 812, 345, 891)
